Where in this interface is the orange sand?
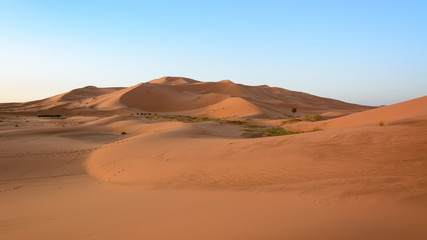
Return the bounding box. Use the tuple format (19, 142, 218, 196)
(0, 77, 426, 239)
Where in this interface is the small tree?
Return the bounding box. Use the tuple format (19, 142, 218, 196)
(291, 107, 297, 115)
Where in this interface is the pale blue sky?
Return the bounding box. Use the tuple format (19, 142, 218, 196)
(0, 0, 426, 105)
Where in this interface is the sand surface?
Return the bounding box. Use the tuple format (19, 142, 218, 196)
(0, 78, 426, 239)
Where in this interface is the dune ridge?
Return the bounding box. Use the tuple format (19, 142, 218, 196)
(0, 76, 373, 118)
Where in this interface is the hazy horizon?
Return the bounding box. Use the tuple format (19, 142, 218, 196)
(1, 0, 426, 106)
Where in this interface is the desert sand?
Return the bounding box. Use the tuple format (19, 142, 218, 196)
(1, 77, 426, 240)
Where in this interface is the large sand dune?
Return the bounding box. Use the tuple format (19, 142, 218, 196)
(0, 76, 372, 118)
(1, 78, 426, 239)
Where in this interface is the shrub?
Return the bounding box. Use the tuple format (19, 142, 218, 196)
(144, 114, 220, 122)
(15, 124, 18, 127)
(378, 120, 384, 127)
(245, 127, 301, 137)
(300, 115, 323, 121)
(310, 127, 323, 132)
(121, 131, 127, 135)
(264, 127, 295, 136)
(292, 107, 297, 114)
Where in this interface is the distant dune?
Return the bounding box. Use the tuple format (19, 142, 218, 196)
(0, 76, 373, 118)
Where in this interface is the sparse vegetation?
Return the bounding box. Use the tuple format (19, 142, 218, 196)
(121, 131, 127, 135)
(245, 127, 301, 137)
(310, 127, 323, 132)
(142, 114, 268, 130)
(378, 120, 384, 126)
(300, 115, 323, 121)
(264, 127, 299, 136)
(144, 115, 220, 122)
(245, 126, 323, 137)
(281, 115, 323, 125)
(15, 124, 18, 127)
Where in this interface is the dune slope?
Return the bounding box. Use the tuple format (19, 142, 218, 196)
(0, 76, 373, 118)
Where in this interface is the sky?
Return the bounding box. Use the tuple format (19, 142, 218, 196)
(0, 0, 426, 106)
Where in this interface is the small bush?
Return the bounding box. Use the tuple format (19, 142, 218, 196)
(264, 127, 296, 136)
(144, 114, 220, 122)
(292, 107, 297, 114)
(300, 115, 323, 121)
(378, 120, 384, 127)
(245, 127, 301, 137)
(310, 127, 323, 132)
(15, 124, 19, 127)
(121, 131, 127, 135)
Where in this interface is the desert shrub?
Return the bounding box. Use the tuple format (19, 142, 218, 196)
(264, 127, 294, 136)
(300, 115, 323, 121)
(309, 127, 323, 132)
(245, 127, 301, 137)
(121, 131, 127, 135)
(144, 114, 220, 122)
(378, 120, 384, 126)
(292, 107, 297, 114)
(15, 124, 18, 127)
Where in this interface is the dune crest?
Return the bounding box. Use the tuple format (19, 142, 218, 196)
(148, 76, 200, 85)
(311, 95, 427, 129)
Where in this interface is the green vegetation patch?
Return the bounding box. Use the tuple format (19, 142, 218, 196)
(300, 115, 323, 121)
(281, 115, 323, 125)
(245, 127, 301, 137)
(245, 126, 322, 137)
(145, 115, 220, 122)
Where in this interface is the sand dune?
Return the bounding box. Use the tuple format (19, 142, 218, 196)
(0, 76, 372, 118)
(85, 112, 427, 192)
(1, 78, 426, 240)
(59, 86, 124, 102)
(304, 95, 427, 130)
